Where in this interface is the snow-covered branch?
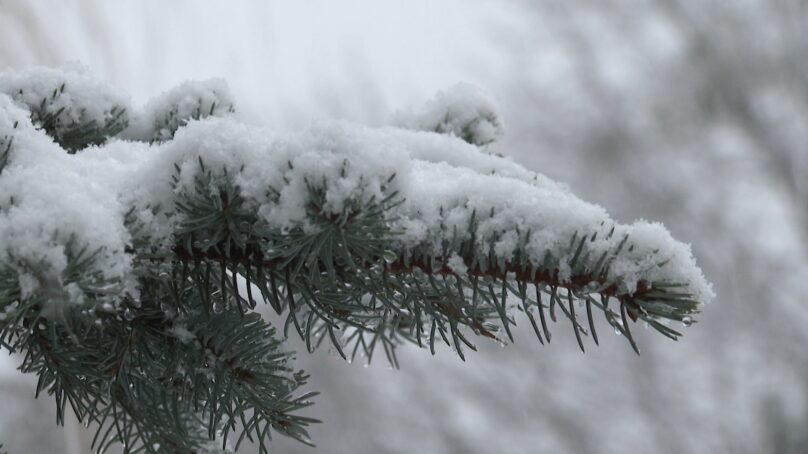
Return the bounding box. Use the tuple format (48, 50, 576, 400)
(0, 65, 712, 453)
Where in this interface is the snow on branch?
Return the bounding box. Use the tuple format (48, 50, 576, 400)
(137, 118, 712, 352)
(151, 118, 711, 300)
(122, 78, 235, 143)
(0, 63, 130, 152)
(0, 65, 714, 452)
(0, 96, 134, 314)
(393, 83, 504, 146)
(0, 65, 711, 348)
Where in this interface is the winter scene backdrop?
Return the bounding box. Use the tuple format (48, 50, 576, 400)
(1, 1, 807, 453)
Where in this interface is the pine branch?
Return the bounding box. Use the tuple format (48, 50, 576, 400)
(25, 87, 129, 153)
(136, 79, 235, 143)
(0, 65, 713, 453)
(0, 238, 317, 453)
(156, 160, 699, 364)
(1, 71, 130, 152)
(0, 128, 14, 175)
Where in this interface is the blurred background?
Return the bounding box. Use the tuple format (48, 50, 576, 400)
(1, 0, 807, 452)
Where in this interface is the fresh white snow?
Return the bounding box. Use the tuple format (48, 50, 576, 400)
(393, 83, 503, 146)
(0, 66, 713, 315)
(0, 63, 131, 132)
(122, 78, 235, 142)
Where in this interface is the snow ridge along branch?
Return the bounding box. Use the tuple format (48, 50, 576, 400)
(0, 65, 712, 453)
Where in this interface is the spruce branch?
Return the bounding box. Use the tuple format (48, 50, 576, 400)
(0, 65, 712, 453)
(158, 159, 698, 364)
(134, 79, 236, 144)
(11, 84, 128, 153)
(150, 96, 234, 143)
(0, 236, 317, 453)
(0, 128, 15, 176)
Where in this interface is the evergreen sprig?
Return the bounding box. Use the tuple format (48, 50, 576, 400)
(0, 119, 19, 176)
(15, 84, 128, 153)
(0, 70, 708, 453)
(161, 157, 697, 367)
(0, 243, 318, 452)
(151, 98, 234, 143)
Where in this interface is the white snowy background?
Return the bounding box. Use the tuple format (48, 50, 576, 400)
(1, 1, 807, 453)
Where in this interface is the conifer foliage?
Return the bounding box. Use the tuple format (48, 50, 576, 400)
(0, 65, 712, 453)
